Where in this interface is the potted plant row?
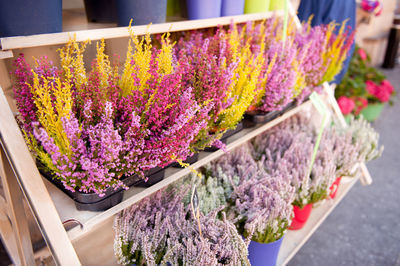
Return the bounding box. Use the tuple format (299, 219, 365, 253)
(12, 16, 355, 211)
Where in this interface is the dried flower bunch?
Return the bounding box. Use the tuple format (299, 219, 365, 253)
(114, 187, 249, 265)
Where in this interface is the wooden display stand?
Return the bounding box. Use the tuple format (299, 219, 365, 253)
(0, 5, 372, 265)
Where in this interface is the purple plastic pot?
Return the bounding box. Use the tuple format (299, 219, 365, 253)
(248, 237, 284, 266)
(186, 0, 222, 19)
(221, 0, 245, 16)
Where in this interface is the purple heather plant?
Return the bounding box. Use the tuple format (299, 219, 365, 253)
(210, 145, 295, 243)
(114, 187, 249, 265)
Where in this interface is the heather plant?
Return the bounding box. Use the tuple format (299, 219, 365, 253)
(176, 31, 236, 150)
(251, 116, 339, 208)
(119, 31, 211, 167)
(114, 187, 249, 265)
(210, 145, 295, 243)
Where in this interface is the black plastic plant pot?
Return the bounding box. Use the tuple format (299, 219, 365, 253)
(279, 101, 297, 116)
(83, 0, 117, 23)
(0, 0, 62, 37)
(204, 138, 228, 152)
(124, 166, 166, 188)
(38, 164, 125, 212)
(171, 153, 199, 168)
(243, 110, 281, 128)
(221, 121, 244, 140)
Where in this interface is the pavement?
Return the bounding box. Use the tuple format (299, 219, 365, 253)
(288, 67, 400, 266)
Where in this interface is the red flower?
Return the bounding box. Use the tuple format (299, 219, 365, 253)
(380, 79, 394, 95)
(337, 96, 355, 115)
(366, 80, 378, 95)
(358, 48, 367, 61)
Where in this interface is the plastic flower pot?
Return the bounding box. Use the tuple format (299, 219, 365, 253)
(221, 0, 245, 16)
(116, 0, 167, 26)
(248, 237, 284, 266)
(269, 0, 285, 11)
(360, 103, 384, 122)
(186, 0, 222, 20)
(204, 121, 243, 152)
(38, 162, 125, 211)
(329, 177, 342, 199)
(124, 167, 166, 187)
(0, 0, 62, 37)
(84, 0, 117, 23)
(244, 0, 270, 14)
(289, 203, 313, 230)
(243, 109, 281, 128)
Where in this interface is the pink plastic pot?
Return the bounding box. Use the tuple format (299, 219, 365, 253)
(289, 203, 313, 230)
(329, 177, 342, 199)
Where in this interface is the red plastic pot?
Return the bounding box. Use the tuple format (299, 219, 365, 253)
(329, 177, 342, 199)
(289, 203, 313, 230)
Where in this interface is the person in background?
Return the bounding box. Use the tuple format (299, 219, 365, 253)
(297, 0, 356, 84)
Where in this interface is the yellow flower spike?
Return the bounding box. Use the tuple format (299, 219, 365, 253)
(29, 72, 72, 157)
(95, 39, 112, 90)
(157, 33, 174, 76)
(58, 37, 89, 90)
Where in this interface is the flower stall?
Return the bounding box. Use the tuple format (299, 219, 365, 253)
(0, 3, 379, 266)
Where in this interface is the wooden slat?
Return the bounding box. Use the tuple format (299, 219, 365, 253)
(0, 147, 35, 265)
(0, 87, 81, 265)
(0, 195, 22, 265)
(0, 50, 13, 59)
(0, 11, 282, 51)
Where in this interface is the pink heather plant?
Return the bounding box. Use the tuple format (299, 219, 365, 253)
(114, 187, 249, 265)
(176, 31, 237, 149)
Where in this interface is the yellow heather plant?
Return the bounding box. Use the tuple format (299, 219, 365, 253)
(217, 25, 264, 130)
(321, 21, 354, 83)
(28, 72, 73, 157)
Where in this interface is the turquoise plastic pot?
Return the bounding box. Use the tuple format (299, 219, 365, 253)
(248, 237, 284, 266)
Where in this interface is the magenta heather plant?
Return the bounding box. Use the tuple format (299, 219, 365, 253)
(114, 187, 249, 265)
(176, 31, 237, 149)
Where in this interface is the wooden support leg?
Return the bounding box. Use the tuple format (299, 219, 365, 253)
(0, 148, 35, 266)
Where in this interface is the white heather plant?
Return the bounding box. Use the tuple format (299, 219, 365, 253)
(210, 145, 295, 244)
(114, 187, 249, 266)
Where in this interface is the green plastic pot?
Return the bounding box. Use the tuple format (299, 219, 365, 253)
(269, 0, 284, 10)
(360, 103, 384, 122)
(244, 0, 270, 14)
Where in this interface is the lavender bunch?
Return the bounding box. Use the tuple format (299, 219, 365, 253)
(114, 187, 249, 265)
(210, 145, 295, 243)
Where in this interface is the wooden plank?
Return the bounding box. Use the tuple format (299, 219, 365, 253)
(0, 195, 22, 265)
(0, 50, 13, 59)
(0, 87, 81, 265)
(0, 11, 283, 51)
(277, 176, 359, 266)
(65, 100, 313, 242)
(0, 147, 35, 265)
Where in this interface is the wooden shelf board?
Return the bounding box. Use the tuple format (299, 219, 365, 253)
(0, 11, 282, 51)
(277, 177, 359, 266)
(41, 101, 313, 242)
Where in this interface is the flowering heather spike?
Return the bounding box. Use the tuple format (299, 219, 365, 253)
(114, 187, 249, 265)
